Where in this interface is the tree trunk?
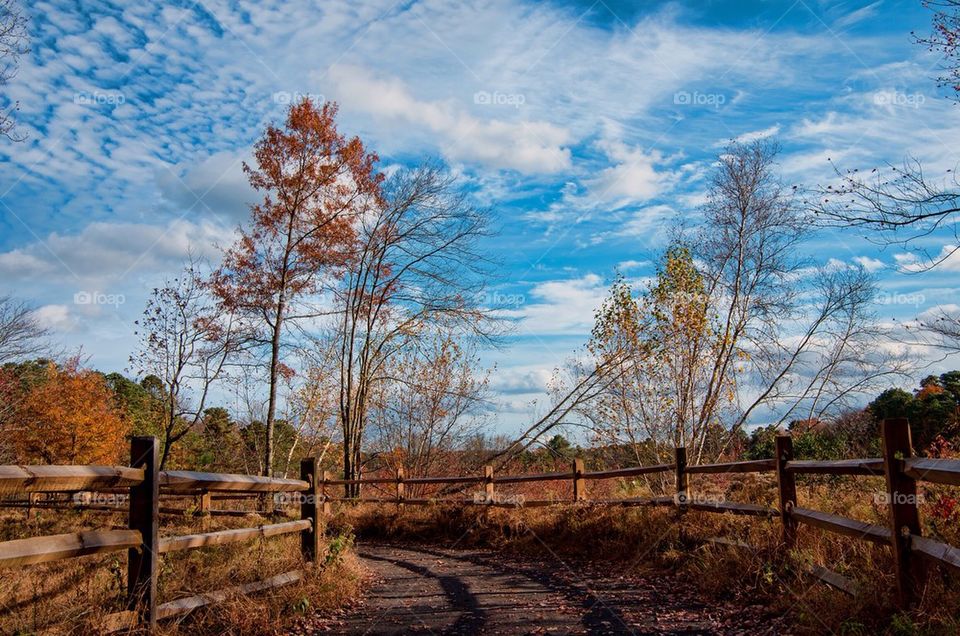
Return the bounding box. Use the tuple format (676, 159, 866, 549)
(342, 410, 365, 498)
(343, 442, 355, 498)
(265, 315, 284, 478)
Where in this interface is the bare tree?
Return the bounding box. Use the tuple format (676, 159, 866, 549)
(331, 163, 498, 496)
(915, 0, 960, 101)
(739, 265, 912, 432)
(370, 333, 490, 488)
(895, 303, 960, 354)
(0, 0, 28, 141)
(132, 263, 245, 469)
(810, 1, 960, 268)
(525, 142, 906, 468)
(0, 295, 47, 363)
(811, 159, 960, 271)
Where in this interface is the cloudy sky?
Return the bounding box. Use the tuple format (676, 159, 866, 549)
(1, 0, 958, 433)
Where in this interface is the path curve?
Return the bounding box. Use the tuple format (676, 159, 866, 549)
(305, 542, 791, 635)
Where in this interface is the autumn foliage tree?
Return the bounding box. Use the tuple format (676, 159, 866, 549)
(4, 359, 128, 464)
(583, 246, 725, 466)
(542, 142, 904, 469)
(213, 99, 382, 476)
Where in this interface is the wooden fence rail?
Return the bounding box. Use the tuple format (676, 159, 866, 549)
(0, 436, 322, 633)
(319, 418, 958, 609)
(2, 418, 959, 631)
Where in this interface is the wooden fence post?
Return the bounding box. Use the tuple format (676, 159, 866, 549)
(300, 457, 320, 566)
(128, 436, 159, 631)
(775, 435, 797, 548)
(483, 465, 494, 504)
(396, 466, 405, 508)
(674, 447, 688, 513)
(198, 490, 211, 515)
(197, 489, 211, 530)
(321, 470, 332, 517)
(882, 418, 923, 608)
(573, 458, 586, 502)
(27, 492, 40, 517)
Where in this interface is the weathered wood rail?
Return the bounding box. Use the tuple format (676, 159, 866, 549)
(2, 418, 959, 632)
(0, 436, 321, 633)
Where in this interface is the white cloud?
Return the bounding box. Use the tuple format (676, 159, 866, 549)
(587, 138, 669, 204)
(893, 246, 960, 272)
(488, 367, 552, 395)
(834, 1, 883, 29)
(616, 259, 647, 271)
(156, 151, 255, 223)
(825, 257, 849, 271)
(922, 302, 960, 319)
(507, 274, 608, 336)
(0, 219, 227, 284)
(853, 256, 885, 272)
(617, 204, 677, 239)
(718, 124, 781, 146)
(326, 64, 572, 174)
(924, 246, 960, 271)
(31, 304, 77, 332)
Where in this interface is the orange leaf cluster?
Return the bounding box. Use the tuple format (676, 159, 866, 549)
(213, 99, 383, 312)
(9, 361, 129, 464)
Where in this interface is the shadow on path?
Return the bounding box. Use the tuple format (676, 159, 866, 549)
(358, 550, 487, 634)
(322, 542, 789, 635)
(404, 544, 637, 634)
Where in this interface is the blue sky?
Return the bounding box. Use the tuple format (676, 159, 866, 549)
(1, 0, 958, 433)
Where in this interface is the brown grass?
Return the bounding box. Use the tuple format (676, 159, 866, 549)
(0, 507, 363, 635)
(335, 473, 960, 636)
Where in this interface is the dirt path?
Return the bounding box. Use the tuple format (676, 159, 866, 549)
(303, 542, 791, 635)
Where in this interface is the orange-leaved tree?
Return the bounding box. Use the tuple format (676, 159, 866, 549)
(212, 98, 382, 476)
(9, 359, 129, 464)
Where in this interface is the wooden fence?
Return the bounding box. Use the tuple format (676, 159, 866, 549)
(0, 436, 322, 633)
(2, 418, 959, 632)
(322, 418, 960, 608)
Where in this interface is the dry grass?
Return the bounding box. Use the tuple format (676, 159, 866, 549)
(336, 473, 960, 636)
(0, 506, 363, 635)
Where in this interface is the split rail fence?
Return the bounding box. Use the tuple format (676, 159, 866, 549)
(1, 418, 959, 632)
(0, 436, 322, 633)
(323, 418, 959, 607)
